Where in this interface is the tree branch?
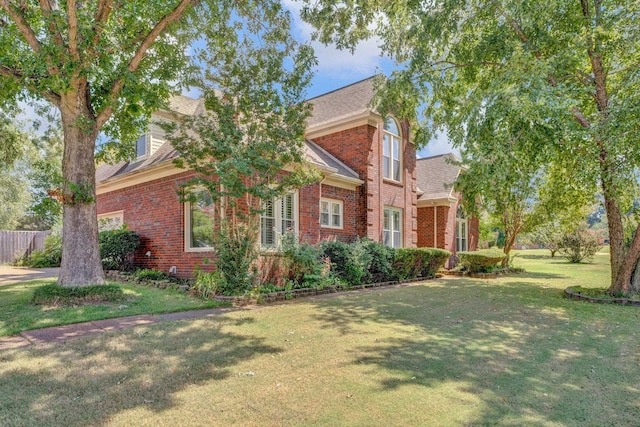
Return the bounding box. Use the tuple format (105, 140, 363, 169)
(572, 107, 591, 128)
(91, 0, 113, 51)
(0, 0, 42, 52)
(0, 65, 61, 105)
(67, 0, 80, 61)
(38, 0, 64, 48)
(95, 0, 199, 128)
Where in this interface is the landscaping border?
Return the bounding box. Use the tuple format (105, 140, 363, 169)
(440, 267, 525, 279)
(564, 287, 640, 306)
(216, 277, 433, 306)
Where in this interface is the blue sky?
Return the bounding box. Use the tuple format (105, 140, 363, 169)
(282, 1, 454, 159)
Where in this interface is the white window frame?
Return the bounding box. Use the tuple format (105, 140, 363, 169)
(383, 207, 403, 248)
(320, 198, 343, 229)
(98, 211, 124, 231)
(383, 116, 402, 182)
(456, 206, 468, 252)
(135, 133, 148, 159)
(184, 188, 216, 252)
(260, 191, 299, 249)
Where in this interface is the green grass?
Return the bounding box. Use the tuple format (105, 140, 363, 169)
(0, 279, 222, 337)
(1, 248, 639, 426)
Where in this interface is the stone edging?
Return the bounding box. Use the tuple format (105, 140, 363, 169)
(564, 287, 640, 306)
(441, 268, 525, 279)
(215, 277, 432, 306)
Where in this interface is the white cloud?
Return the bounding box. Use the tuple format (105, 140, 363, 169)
(417, 129, 458, 159)
(282, 1, 386, 80)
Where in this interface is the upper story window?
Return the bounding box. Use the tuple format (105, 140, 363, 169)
(383, 117, 402, 182)
(261, 191, 298, 248)
(320, 199, 343, 229)
(185, 188, 215, 251)
(136, 134, 148, 158)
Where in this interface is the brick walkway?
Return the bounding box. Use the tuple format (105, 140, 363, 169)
(0, 308, 230, 351)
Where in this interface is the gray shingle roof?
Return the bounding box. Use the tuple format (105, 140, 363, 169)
(303, 140, 359, 179)
(415, 153, 462, 201)
(306, 76, 377, 128)
(167, 95, 204, 116)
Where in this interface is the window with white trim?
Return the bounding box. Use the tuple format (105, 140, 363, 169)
(383, 117, 402, 182)
(320, 199, 343, 229)
(185, 188, 215, 251)
(135, 134, 148, 158)
(98, 211, 124, 231)
(261, 192, 298, 248)
(383, 207, 403, 248)
(456, 205, 468, 252)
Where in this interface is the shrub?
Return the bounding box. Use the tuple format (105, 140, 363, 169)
(18, 232, 62, 267)
(281, 234, 326, 287)
(361, 239, 396, 283)
(99, 229, 140, 271)
(421, 248, 451, 278)
(134, 269, 170, 282)
(559, 228, 601, 263)
(457, 249, 506, 273)
(320, 239, 372, 286)
(31, 283, 126, 306)
(214, 220, 258, 295)
(393, 248, 451, 280)
(190, 269, 224, 299)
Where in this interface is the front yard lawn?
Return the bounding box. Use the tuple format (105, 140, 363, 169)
(1, 248, 639, 426)
(0, 279, 222, 337)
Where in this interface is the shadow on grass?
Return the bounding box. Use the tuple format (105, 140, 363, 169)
(309, 278, 640, 425)
(0, 314, 282, 426)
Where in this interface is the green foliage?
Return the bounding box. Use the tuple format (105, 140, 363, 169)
(559, 228, 602, 264)
(360, 239, 396, 283)
(134, 269, 170, 282)
(457, 249, 507, 273)
(99, 229, 140, 271)
(394, 248, 451, 280)
(169, 2, 318, 220)
(321, 239, 372, 286)
(17, 232, 62, 267)
(281, 234, 326, 287)
(31, 284, 126, 306)
(191, 270, 225, 299)
(214, 221, 259, 295)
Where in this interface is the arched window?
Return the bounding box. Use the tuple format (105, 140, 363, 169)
(456, 206, 468, 252)
(383, 117, 402, 181)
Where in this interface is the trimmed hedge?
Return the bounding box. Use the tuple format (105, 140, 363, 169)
(394, 248, 451, 280)
(99, 229, 140, 271)
(457, 249, 506, 273)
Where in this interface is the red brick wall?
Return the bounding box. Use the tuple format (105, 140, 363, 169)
(416, 196, 480, 258)
(313, 120, 417, 247)
(97, 171, 217, 278)
(318, 184, 359, 243)
(98, 173, 360, 278)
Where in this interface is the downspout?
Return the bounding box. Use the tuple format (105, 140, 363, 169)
(433, 202, 437, 248)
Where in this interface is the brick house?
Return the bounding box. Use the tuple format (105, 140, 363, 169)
(96, 77, 423, 277)
(416, 153, 479, 266)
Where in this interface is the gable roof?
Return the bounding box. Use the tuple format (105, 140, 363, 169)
(306, 76, 377, 128)
(415, 153, 463, 202)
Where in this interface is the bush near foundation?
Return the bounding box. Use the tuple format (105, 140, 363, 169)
(394, 248, 451, 280)
(457, 249, 506, 273)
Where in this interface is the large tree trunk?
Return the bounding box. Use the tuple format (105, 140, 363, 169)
(57, 94, 105, 287)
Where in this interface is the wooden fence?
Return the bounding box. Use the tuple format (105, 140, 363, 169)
(0, 230, 51, 264)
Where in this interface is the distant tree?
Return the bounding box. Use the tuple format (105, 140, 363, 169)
(301, 0, 640, 295)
